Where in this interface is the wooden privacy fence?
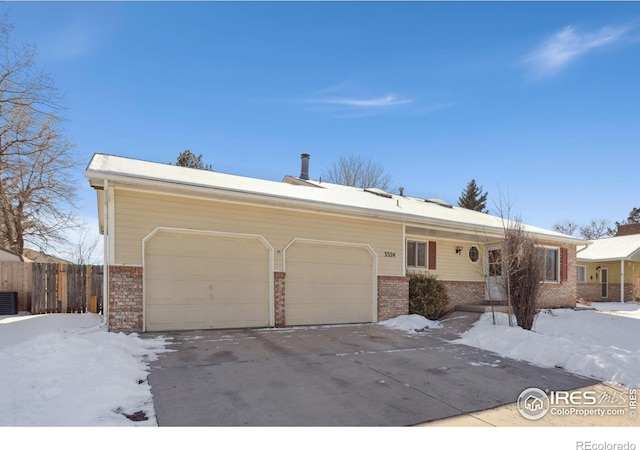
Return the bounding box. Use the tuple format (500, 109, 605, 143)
(0, 262, 103, 314)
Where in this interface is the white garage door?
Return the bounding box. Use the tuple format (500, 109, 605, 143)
(285, 240, 376, 326)
(145, 230, 271, 332)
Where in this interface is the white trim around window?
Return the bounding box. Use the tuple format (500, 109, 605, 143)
(538, 246, 560, 283)
(406, 240, 427, 268)
(576, 265, 586, 283)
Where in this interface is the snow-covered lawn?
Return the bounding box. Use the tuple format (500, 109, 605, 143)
(453, 302, 640, 388)
(380, 303, 640, 388)
(0, 313, 170, 426)
(1, 302, 638, 427)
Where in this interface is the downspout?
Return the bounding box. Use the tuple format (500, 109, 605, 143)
(102, 180, 110, 328)
(621, 259, 625, 303)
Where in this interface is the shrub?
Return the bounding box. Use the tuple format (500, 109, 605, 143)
(408, 272, 449, 320)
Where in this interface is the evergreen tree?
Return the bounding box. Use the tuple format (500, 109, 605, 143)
(457, 179, 489, 213)
(174, 150, 212, 171)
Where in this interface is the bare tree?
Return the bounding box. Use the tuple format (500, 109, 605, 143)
(64, 225, 100, 265)
(491, 191, 545, 330)
(579, 219, 611, 240)
(608, 207, 640, 235)
(501, 222, 545, 330)
(552, 220, 579, 236)
(0, 20, 78, 254)
(321, 155, 393, 191)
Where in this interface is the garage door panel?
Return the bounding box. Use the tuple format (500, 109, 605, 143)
(145, 280, 176, 302)
(286, 242, 375, 326)
(289, 282, 372, 302)
(208, 261, 268, 282)
(286, 302, 372, 325)
(145, 231, 270, 332)
(147, 304, 181, 328)
(146, 254, 181, 277)
(210, 280, 268, 301)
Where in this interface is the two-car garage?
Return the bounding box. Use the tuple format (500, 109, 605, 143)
(143, 228, 377, 332)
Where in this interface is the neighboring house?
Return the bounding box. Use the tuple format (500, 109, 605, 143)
(576, 225, 640, 303)
(85, 153, 584, 332)
(22, 249, 73, 264)
(0, 246, 24, 262)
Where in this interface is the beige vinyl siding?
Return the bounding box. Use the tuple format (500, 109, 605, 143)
(579, 260, 640, 284)
(405, 235, 484, 282)
(113, 188, 403, 275)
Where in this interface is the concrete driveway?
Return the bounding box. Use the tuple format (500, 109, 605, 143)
(146, 313, 597, 426)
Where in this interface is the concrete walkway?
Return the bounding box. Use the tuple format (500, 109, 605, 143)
(419, 382, 637, 427)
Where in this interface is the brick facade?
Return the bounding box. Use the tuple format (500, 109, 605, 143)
(440, 281, 485, 309)
(377, 276, 409, 320)
(105, 245, 579, 332)
(108, 266, 143, 332)
(536, 243, 577, 309)
(274, 271, 286, 327)
(577, 283, 636, 303)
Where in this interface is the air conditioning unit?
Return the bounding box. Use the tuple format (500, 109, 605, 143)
(0, 292, 18, 315)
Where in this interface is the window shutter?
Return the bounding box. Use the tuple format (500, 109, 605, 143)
(428, 241, 437, 270)
(561, 248, 568, 282)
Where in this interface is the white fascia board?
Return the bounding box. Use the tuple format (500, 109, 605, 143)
(85, 168, 582, 245)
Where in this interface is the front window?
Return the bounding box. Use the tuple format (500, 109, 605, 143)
(407, 241, 427, 267)
(468, 246, 479, 263)
(577, 265, 586, 283)
(541, 247, 559, 282)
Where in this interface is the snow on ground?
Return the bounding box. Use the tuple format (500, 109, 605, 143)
(1, 302, 638, 427)
(453, 302, 640, 388)
(378, 313, 442, 332)
(0, 313, 170, 426)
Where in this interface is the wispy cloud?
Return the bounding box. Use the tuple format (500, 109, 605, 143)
(522, 24, 633, 79)
(299, 85, 418, 118)
(297, 83, 455, 119)
(313, 94, 413, 108)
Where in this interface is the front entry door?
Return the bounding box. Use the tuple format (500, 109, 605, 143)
(485, 246, 505, 301)
(601, 268, 608, 298)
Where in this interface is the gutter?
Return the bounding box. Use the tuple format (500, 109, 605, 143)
(85, 169, 584, 245)
(575, 240, 593, 254)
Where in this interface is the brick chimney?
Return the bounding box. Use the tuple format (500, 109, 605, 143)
(616, 223, 640, 236)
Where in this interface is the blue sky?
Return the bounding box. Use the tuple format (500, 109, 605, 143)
(5, 1, 640, 247)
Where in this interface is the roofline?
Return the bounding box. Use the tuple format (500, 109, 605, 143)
(576, 239, 640, 261)
(86, 161, 583, 245)
(577, 256, 638, 262)
(0, 246, 24, 261)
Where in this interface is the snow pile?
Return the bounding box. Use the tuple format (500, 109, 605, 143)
(455, 303, 640, 388)
(379, 314, 443, 332)
(0, 313, 170, 426)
